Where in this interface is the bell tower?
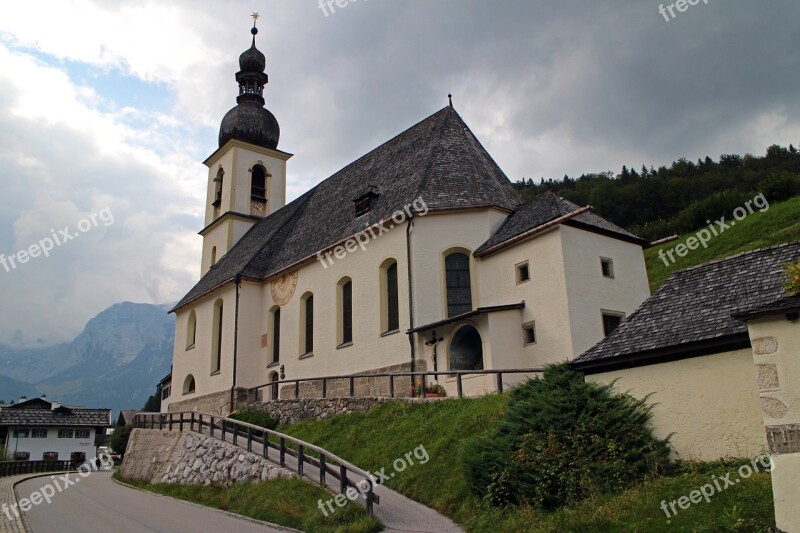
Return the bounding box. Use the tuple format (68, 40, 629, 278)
(200, 14, 292, 274)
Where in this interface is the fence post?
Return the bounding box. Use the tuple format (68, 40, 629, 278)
(280, 437, 286, 466)
(179, 413, 183, 432)
(365, 479, 374, 516)
(322, 378, 327, 399)
(421, 374, 427, 398)
(496, 372, 504, 394)
(319, 455, 326, 486)
(339, 465, 347, 494)
(389, 375, 394, 398)
(457, 374, 464, 398)
(210, 416, 215, 438)
(349, 377, 355, 397)
(247, 427, 252, 452)
(294, 381, 300, 399)
(298, 445, 304, 476)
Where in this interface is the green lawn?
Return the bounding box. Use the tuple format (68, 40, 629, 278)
(116, 474, 382, 533)
(644, 195, 800, 291)
(279, 397, 776, 532)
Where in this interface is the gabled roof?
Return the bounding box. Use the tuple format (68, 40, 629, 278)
(173, 106, 523, 311)
(475, 191, 647, 256)
(117, 410, 139, 426)
(0, 407, 111, 428)
(572, 241, 800, 373)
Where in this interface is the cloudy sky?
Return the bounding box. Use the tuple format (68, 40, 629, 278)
(0, 0, 798, 347)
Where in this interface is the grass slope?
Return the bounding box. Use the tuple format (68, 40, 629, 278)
(280, 398, 775, 532)
(644, 195, 800, 290)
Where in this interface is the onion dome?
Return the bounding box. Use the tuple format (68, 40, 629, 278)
(218, 21, 280, 150)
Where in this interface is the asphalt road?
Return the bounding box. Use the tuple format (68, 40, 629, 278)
(16, 471, 292, 533)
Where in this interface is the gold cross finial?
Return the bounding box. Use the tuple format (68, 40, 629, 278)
(251, 12, 260, 25)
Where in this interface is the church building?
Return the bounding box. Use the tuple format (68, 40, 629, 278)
(164, 23, 651, 414)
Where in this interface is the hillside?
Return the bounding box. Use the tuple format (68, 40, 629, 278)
(0, 302, 174, 413)
(644, 195, 800, 290)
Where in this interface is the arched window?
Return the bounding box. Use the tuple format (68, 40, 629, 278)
(270, 306, 281, 364)
(301, 293, 314, 355)
(338, 278, 353, 346)
(268, 371, 279, 400)
(210, 246, 217, 266)
(380, 259, 399, 333)
(251, 165, 267, 200)
(183, 375, 196, 395)
(445, 252, 472, 317)
(212, 168, 224, 207)
(211, 300, 224, 373)
(449, 325, 483, 371)
(186, 311, 196, 350)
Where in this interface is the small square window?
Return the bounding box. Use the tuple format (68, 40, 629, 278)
(522, 321, 537, 346)
(516, 261, 531, 284)
(601, 258, 614, 279)
(602, 312, 624, 337)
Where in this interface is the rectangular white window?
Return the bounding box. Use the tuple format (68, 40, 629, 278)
(601, 257, 615, 279)
(516, 261, 531, 284)
(13, 429, 29, 438)
(75, 429, 90, 439)
(31, 429, 47, 438)
(522, 322, 537, 346)
(57, 429, 74, 439)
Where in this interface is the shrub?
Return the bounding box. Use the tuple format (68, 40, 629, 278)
(109, 424, 134, 459)
(229, 406, 279, 431)
(460, 364, 670, 510)
(785, 260, 800, 296)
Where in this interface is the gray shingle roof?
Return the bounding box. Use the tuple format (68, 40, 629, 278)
(174, 106, 524, 311)
(572, 241, 800, 373)
(0, 407, 111, 427)
(474, 191, 647, 256)
(733, 294, 800, 321)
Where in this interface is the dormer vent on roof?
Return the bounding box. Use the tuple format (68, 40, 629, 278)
(354, 186, 380, 217)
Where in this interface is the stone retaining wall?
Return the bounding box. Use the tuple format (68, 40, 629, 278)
(167, 390, 232, 416)
(272, 360, 427, 400)
(121, 429, 292, 486)
(248, 397, 392, 426)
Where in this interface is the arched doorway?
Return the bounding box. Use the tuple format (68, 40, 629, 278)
(448, 325, 484, 371)
(268, 371, 279, 400)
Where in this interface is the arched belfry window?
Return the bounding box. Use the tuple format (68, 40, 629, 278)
(449, 325, 483, 371)
(445, 252, 472, 317)
(251, 165, 267, 200)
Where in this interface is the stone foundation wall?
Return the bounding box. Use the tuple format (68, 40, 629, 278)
(121, 428, 292, 486)
(167, 390, 232, 416)
(248, 397, 393, 426)
(273, 360, 427, 400)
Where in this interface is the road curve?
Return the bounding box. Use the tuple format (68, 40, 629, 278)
(16, 471, 294, 533)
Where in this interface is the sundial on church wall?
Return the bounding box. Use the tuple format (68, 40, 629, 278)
(271, 271, 298, 306)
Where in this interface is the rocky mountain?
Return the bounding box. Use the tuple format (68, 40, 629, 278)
(0, 302, 175, 415)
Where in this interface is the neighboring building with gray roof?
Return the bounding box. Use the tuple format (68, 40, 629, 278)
(0, 396, 111, 462)
(165, 26, 652, 414)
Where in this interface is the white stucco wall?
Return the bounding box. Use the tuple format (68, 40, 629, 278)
(588, 349, 768, 460)
(560, 225, 651, 357)
(4, 427, 96, 461)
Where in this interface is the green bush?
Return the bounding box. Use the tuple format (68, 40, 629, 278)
(460, 364, 670, 510)
(229, 405, 279, 431)
(785, 260, 800, 296)
(109, 424, 134, 458)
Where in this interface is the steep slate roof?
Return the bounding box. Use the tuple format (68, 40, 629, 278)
(0, 407, 111, 427)
(475, 191, 647, 255)
(173, 106, 523, 311)
(572, 242, 800, 373)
